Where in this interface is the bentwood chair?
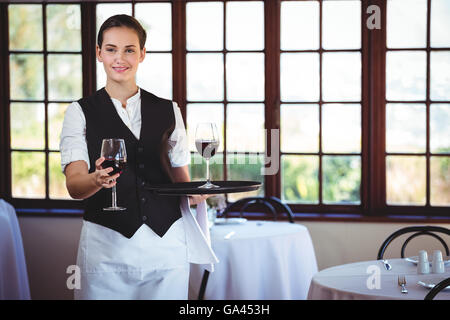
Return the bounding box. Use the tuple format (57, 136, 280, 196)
(377, 226, 450, 260)
(221, 196, 294, 223)
(424, 277, 450, 300)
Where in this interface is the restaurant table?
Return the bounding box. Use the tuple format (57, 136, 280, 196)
(189, 220, 318, 300)
(0, 199, 31, 300)
(307, 258, 450, 300)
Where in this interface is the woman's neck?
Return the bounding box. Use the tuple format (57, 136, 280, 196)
(105, 81, 139, 108)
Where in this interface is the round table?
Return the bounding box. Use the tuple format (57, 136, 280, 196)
(307, 258, 450, 300)
(189, 220, 318, 300)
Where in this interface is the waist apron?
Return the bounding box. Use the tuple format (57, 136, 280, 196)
(74, 197, 218, 300)
(74, 216, 189, 300)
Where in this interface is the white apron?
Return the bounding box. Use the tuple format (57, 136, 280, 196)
(74, 197, 218, 300)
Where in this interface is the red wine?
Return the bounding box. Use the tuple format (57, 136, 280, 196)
(196, 140, 219, 159)
(102, 158, 127, 176)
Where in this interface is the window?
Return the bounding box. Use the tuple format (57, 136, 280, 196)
(185, 1, 265, 201)
(385, 0, 450, 208)
(8, 4, 82, 202)
(1, 0, 448, 217)
(280, 0, 362, 208)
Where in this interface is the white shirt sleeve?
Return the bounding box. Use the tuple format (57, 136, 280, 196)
(168, 102, 191, 167)
(59, 101, 91, 173)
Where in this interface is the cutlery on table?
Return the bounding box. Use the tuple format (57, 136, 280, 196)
(398, 275, 408, 294)
(381, 259, 392, 271)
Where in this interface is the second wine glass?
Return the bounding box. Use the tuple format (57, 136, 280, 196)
(195, 123, 220, 189)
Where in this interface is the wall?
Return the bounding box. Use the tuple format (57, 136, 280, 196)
(17, 215, 450, 300)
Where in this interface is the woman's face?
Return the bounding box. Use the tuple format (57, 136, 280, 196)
(96, 26, 145, 85)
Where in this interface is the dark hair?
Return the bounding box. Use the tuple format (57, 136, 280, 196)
(97, 14, 147, 50)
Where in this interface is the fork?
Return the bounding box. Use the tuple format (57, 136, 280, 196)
(398, 275, 408, 294)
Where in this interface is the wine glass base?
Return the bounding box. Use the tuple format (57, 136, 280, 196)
(103, 207, 127, 211)
(198, 182, 220, 189)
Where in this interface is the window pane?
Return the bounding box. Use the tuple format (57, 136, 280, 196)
(281, 1, 319, 50)
(282, 155, 319, 204)
(430, 156, 450, 206)
(387, 0, 427, 48)
(281, 104, 319, 153)
(430, 104, 450, 154)
(11, 151, 45, 198)
(281, 53, 319, 102)
(431, 0, 450, 48)
(386, 103, 426, 153)
(49, 152, 71, 199)
(10, 54, 44, 100)
(187, 53, 224, 101)
(322, 104, 361, 153)
(96, 3, 132, 37)
(323, 155, 361, 204)
(187, 2, 223, 51)
(227, 153, 264, 201)
(226, 1, 264, 51)
(322, 52, 361, 102)
(10, 103, 45, 150)
(47, 5, 81, 52)
(386, 51, 426, 101)
(227, 104, 265, 153)
(226, 53, 264, 101)
(386, 156, 426, 205)
(48, 54, 82, 101)
(322, 0, 361, 50)
(48, 103, 68, 151)
(430, 51, 450, 101)
(137, 53, 172, 100)
(189, 153, 224, 182)
(9, 4, 43, 51)
(135, 3, 172, 51)
(186, 103, 224, 153)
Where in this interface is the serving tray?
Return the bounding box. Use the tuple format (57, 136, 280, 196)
(144, 180, 261, 195)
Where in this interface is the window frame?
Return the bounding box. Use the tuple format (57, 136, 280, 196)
(0, 0, 448, 218)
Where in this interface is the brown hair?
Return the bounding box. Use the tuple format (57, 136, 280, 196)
(97, 14, 147, 50)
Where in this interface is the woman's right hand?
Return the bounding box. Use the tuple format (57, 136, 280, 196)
(93, 157, 121, 189)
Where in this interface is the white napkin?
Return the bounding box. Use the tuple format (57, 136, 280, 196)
(180, 197, 218, 272)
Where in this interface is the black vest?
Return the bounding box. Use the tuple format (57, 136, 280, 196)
(78, 88, 182, 239)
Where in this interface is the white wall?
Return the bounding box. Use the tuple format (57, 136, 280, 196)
(17, 215, 450, 300)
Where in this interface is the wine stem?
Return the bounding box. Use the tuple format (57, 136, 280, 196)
(112, 185, 117, 208)
(206, 158, 210, 183)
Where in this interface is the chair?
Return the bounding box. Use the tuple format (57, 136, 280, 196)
(198, 196, 294, 300)
(424, 277, 450, 300)
(377, 226, 450, 260)
(221, 196, 294, 223)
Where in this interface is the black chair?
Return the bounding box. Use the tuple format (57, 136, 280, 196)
(221, 196, 294, 223)
(377, 226, 450, 260)
(424, 277, 450, 300)
(198, 196, 294, 300)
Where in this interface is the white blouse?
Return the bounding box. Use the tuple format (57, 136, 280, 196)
(60, 88, 190, 172)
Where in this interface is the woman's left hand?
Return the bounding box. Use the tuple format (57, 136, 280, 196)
(188, 194, 213, 206)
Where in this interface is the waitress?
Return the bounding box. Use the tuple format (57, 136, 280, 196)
(60, 14, 217, 300)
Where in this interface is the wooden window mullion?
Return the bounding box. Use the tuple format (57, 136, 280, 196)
(264, 0, 280, 197)
(0, 3, 11, 199)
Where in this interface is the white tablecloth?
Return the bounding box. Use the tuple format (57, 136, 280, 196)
(189, 220, 318, 300)
(0, 199, 31, 300)
(308, 258, 450, 300)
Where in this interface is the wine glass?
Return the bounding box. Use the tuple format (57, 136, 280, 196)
(195, 123, 220, 189)
(100, 138, 127, 211)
